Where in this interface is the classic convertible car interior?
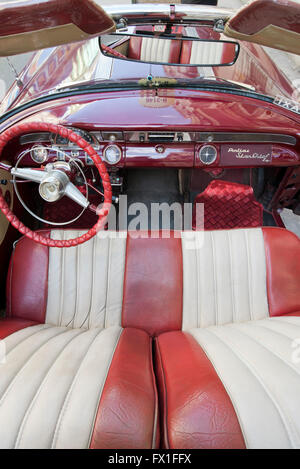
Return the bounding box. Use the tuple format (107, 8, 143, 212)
(0, 0, 300, 450)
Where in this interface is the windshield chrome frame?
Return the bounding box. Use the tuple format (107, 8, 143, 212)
(104, 4, 233, 26)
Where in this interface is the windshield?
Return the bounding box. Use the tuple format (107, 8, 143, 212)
(0, 28, 299, 116)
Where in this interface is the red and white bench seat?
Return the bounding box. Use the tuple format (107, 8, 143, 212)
(0, 227, 299, 448)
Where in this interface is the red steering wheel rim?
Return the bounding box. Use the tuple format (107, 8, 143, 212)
(0, 122, 112, 248)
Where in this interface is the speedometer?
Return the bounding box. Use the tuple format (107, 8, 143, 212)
(50, 128, 95, 146)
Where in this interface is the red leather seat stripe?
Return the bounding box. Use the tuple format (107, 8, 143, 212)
(155, 331, 246, 449)
(127, 36, 143, 60)
(0, 318, 39, 340)
(180, 41, 192, 64)
(262, 227, 300, 317)
(90, 328, 159, 449)
(122, 234, 183, 336)
(6, 235, 49, 323)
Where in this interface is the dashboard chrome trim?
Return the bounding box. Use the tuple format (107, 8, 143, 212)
(20, 131, 297, 147)
(196, 132, 297, 146)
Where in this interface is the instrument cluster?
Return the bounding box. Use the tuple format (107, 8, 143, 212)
(19, 127, 123, 166)
(18, 128, 300, 169)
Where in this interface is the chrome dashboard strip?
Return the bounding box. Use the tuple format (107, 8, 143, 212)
(19, 131, 297, 147)
(196, 133, 297, 146)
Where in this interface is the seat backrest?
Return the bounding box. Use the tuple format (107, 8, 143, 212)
(180, 40, 234, 65)
(128, 36, 182, 63)
(6, 228, 300, 335)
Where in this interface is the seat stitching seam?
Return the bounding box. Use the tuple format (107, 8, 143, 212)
(104, 237, 112, 329)
(228, 323, 300, 376)
(190, 328, 249, 448)
(228, 231, 236, 323)
(195, 235, 200, 328)
(244, 230, 253, 321)
(80, 237, 95, 330)
(87, 327, 122, 448)
(206, 327, 299, 447)
(58, 235, 65, 327)
(247, 321, 300, 341)
(65, 243, 80, 329)
(150, 338, 158, 449)
(0, 327, 69, 405)
(8, 246, 15, 317)
(4, 324, 51, 357)
(14, 328, 85, 448)
(156, 339, 170, 449)
(51, 327, 112, 448)
(210, 232, 218, 326)
(73, 243, 80, 328)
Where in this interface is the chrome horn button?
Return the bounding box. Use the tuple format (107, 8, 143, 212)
(39, 170, 69, 203)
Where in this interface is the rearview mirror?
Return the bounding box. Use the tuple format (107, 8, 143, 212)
(100, 34, 239, 67)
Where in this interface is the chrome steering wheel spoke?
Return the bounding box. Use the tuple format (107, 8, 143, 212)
(11, 167, 46, 184)
(10, 147, 90, 226)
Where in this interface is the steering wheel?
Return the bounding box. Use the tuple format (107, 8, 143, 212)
(0, 122, 112, 248)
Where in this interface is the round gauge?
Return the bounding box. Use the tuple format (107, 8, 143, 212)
(103, 144, 122, 165)
(50, 128, 95, 146)
(30, 145, 48, 164)
(199, 145, 218, 165)
(72, 128, 94, 144)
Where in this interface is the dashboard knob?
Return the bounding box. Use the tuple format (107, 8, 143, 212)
(155, 145, 165, 154)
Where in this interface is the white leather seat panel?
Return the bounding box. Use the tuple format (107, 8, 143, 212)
(181, 229, 269, 329)
(46, 231, 127, 329)
(140, 37, 172, 62)
(189, 317, 300, 449)
(190, 41, 223, 65)
(0, 324, 122, 449)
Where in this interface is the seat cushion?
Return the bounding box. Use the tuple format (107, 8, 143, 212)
(156, 316, 300, 449)
(0, 325, 158, 449)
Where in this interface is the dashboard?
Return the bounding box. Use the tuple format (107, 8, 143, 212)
(17, 127, 299, 168)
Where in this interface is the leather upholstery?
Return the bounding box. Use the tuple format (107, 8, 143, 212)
(262, 228, 300, 317)
(90, 328, 159, 449)
(128, 36, 181, 63)
(46, 230, 127, 329)
(0, 318, 39, 340)
(6, 235, 49, 323)
(155, 331, 246, 449)
(180, 40, 222, 65)
(122, 233, 183, 336)
(180, 40, 234, 65)
(0, 324, 156, 449)
(181, 229, 269, 329)
(158, 316, 300, 449)
(188, 316, 300, 449)
(6, 227, 300, 331)
(1, 227, 300, 449)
